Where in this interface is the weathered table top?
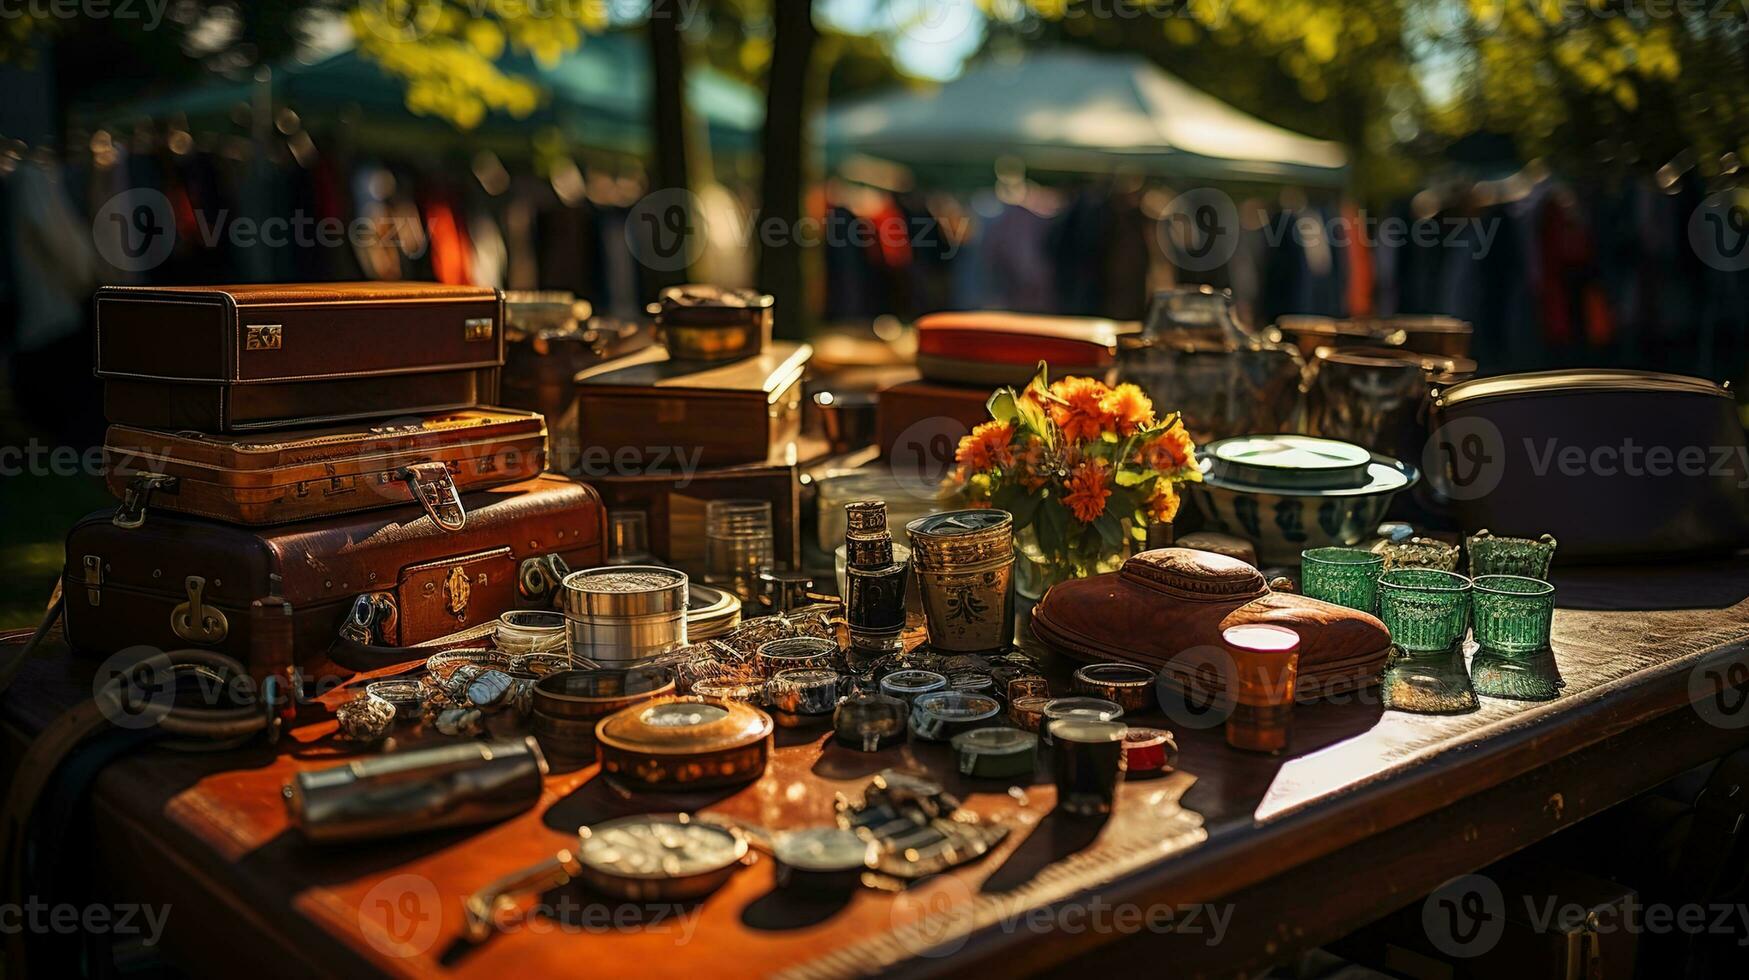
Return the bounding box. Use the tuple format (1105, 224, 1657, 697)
(5, 559, 1749, 979)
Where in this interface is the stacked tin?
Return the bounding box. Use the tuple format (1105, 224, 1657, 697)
(843, 500, 908, 659)
(560, 566, 690, 664)
(906, 510, 1016, 653)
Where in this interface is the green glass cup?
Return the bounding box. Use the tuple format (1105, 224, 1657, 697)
(1466, 530, 1557, 579)
(1471, 575, 1555, 653)
(1301, 547, 1385, 613)
(1377, 569, 1472, 652)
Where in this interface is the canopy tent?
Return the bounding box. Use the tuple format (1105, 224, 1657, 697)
(822, 48, 1348, 187)
(81, 33, 763, 158)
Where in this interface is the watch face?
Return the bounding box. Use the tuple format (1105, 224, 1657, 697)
(578, 816, 743, 878)
(773, 828, 871, 872)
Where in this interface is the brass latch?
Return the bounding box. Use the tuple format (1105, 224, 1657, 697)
(400, 462, 467, 532)
(463, 317, 494, 342)
(171, 576, 229, 644)
(517, 553, 571, 603)
(112, 472, 179, 529)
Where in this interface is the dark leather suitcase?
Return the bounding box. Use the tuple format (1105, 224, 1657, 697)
(103, 408, 547, 529)
(62, 474, 604, 676)
(573, 342, 810, 471)
(502, 316, 653, 468)
(592, 460, 801, 578)
(95, 282, 504, 431)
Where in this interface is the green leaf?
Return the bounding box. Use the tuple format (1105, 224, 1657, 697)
(1093, 513, 1123, 548)
(990, 483, 1024, 514)
(1037, 496, 1069, 551)
(1010, 487, 1044, 529)
(1115, 468, 1150, 488)
(986, 388, 1020, 425)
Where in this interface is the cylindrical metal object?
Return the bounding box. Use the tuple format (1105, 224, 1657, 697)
(285, 737, 548, 843)
(495, 609, 569, 657)
(560, 566, 689, 664)
(906, 510, 1016, 653)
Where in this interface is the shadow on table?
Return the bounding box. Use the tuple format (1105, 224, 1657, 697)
(979, 805, 1108, 894)
(1553, 557, 1749, 611)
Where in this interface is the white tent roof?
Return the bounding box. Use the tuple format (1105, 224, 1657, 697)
(824, 48, 1348, 185)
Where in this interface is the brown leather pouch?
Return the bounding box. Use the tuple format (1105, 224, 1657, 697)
(1031, 547, 1392, 700)
(95, 282, 504, 431)
(103, 408, 547, 529)
(62, 474, 604, 676)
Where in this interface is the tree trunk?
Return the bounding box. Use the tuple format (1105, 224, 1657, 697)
(757, 0, 819, 340)
(646, 0, 693, 293)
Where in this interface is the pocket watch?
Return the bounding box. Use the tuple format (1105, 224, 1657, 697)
(771, 827, 875, 892)
(575, 813, 751, 902)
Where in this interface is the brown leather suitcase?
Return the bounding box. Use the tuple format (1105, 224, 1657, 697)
(95, 282, 504, 431)
(62, 474, 604, 676)
(573, 342, 810, 471)
(102, 408, 548, 529)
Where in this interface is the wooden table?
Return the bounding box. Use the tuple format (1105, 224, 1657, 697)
(6, 560, 1749, 979)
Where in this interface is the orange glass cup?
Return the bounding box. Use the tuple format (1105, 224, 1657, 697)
(1222, 623, 1302, 754)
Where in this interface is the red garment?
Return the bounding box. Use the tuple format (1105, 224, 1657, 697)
(1343, 200, 1374, 316)
(422, 193, 474, 286)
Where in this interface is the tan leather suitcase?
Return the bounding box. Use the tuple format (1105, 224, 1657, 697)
(62, 474, 604, 676)
(95, 282, 504, 431)
(102, 408, 547, 530)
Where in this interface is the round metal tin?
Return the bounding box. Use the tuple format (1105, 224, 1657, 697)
(561, 566, 690, 664)
(953, 726, 1038, 779)
(1071, 663, 1157, 714)
(771, 827, 874, 892)
(594, 697, 773, 789)
(908, 691, 1003, 742)
(575, 813, 748, 901)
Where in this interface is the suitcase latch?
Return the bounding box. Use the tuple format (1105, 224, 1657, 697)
(400, 462, 467, 532)
(112, 472, 179, 529)
(340, 592, 399, 645)
(518, 553, 571, 604)
(171, 576, 229, 645)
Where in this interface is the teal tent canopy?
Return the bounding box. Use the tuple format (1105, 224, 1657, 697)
(823, 48, 1347, 187)
(83, 33, 762, 156)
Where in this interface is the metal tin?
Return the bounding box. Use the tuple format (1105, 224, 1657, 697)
(906, 510, 1016, 653)
(772, 827, 874, 892)
(755, 636, 839, 677)
(767, 668, 843, 717)
(953, 726, 1038, 779)
(908, 691, 1003, 742)
(495, 609, 568, 656)
(1122, 727, 1179, 775)
(879, 669, 947, 706)
(576, 813, 750, 901)
(561, 565, 689, 664)
(594, 697, 773, 790)
(1071, 663, 1157, 714)
(1008, 695, 1050, 732)
(533, 667, 675, 721)
(1040, 697, 1125, 744)
(285, 737, 548, 843)
(650, 284, 773, 362)
(686, 583, 743, 640)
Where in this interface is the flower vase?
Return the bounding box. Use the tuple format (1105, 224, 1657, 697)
(1013, 523, 1147, 600)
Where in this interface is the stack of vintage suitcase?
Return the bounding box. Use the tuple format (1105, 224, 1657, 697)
(62, 283, 608, 681)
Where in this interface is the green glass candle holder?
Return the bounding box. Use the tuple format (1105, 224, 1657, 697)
(1377, 537, 1461, 572)
(1471, 574, 1555, 653)
(1301, 547, 1385, 613)
(1377, 569, 1472, 652)
(1466, 530, 1557, 579)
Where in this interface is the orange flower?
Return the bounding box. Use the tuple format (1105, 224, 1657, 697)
(955, 420, 1015, 471)
(1146, 482, 1182, 524)
(1100, 383, 1155, 436)
(1048, 377, 1115, 443)
(1140, 423, 1197, 474)
(1062, 459, 1112, 524)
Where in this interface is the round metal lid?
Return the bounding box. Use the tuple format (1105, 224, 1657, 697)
(576, 813, 746, 878)
(906, 509, 1013, 539)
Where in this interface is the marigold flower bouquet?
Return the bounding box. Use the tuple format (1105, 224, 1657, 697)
(944, 363, 1201, 596)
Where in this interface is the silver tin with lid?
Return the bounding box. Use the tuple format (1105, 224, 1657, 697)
(560, 565, 690, 664)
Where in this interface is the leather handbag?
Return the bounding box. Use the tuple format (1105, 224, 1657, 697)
(915, 311, 1121, 387)
(102, 408, 547, 529)
(1429, 370, 1749, 561)
(61, 474, 605, 676)
(1030, 548, 1393, 700)
(95, 282, 504, 431)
